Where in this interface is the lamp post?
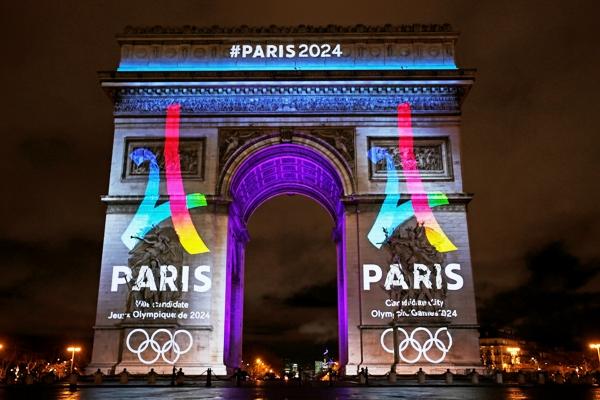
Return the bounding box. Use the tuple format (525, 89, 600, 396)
(590, 344, 600, 368)
(67, 347, 81, 374)
(390, 315, 399, 373)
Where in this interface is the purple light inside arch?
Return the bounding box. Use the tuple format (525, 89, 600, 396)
(229, 144, 344, 222)
(224, 143, 348, 369)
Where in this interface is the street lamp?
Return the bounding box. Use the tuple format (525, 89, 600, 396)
(67, 346, 81, 374)
(590, 343, 600, 368)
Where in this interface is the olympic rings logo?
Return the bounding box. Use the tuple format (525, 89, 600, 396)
(126, 328, 193, 365)
(380, 327, 452, 364)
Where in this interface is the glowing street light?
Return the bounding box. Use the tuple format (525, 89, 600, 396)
(66, 346, 81, 374)
(506, 347, 520, 368)
(506, 347, 520, 356)
(590, 343, 600, 367)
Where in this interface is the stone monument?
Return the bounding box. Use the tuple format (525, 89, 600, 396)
(88, 24, 480, 375)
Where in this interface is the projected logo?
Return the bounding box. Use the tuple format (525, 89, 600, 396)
(368, 103, 457, 253)
(380, 327, 453, 364)
(122, 104, 210, 254)
(126, 328, 193, 365)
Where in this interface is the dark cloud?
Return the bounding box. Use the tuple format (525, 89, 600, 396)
(18, 135, 77, 169)
(243, 196, 339, 361)
(0, 236, 102, 337)
(479, 241, 600, 349)
(283, 280, 338, 308)
(244, 195, 336, 303)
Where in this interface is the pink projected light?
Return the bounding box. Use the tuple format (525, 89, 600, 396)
(121, 104, 209, 254)
(397, 103, 457, 252)
(164, 104, 210, 254)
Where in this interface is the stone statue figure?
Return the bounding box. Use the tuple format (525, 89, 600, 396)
(129, 228, 178, 266)
(221, 133, 240, 161)
(381, 220, 447, 317)
(335, 138, 353, 162)
(125, 225, 183, 313)
(314, 130, 353, 162)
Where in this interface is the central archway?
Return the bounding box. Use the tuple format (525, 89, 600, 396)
(223, 143, 349, 371)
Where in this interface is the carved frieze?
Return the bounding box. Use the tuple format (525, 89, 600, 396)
(112, 85, 463, 115)
(218, 129, 275, 172)
(368, 137, 452, 181)
(123, 138, 205, 180)
(218, 128, 355, 176)
(297, 128, 355, 168)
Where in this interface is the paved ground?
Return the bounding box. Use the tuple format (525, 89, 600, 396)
(0, 385, 598, 400)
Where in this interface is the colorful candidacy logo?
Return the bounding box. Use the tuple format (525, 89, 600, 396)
(123, 102, 453, 255)
(121, 104, 210, 254)
(368, 103, 457, 253)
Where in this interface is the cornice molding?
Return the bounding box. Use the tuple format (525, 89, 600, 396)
(120, 24, 455, 37)
(102, 193, 472, 205)
(342, 193, 473, 204)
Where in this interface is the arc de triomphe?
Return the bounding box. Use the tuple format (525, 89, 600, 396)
(89, 24, 481, 375)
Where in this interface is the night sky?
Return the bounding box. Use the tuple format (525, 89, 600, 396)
(1, 0, 598, 362)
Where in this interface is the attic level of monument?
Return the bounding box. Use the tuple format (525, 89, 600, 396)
(111, 24, 463, 73)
